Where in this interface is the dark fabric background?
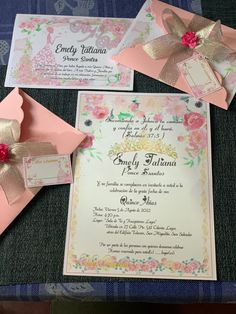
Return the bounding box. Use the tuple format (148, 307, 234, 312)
(0, 0, 236, 284)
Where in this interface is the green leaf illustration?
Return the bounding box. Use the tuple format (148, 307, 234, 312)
(118, 112, 133, 121)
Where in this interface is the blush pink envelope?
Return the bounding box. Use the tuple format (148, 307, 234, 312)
(0, 88, 86, 235)
(113, 0, 236, 110)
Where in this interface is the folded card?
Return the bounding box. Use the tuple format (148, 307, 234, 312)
(5, 14, 134, 90)
(0, 88, 85, 235)
(114, 0, 236, 110)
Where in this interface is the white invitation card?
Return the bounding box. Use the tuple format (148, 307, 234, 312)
(64, 92, 216, 280)
(5, 15, 133, 90)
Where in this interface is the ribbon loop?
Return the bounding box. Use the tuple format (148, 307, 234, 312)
(143, 9, 236, 86)
(162, 8, 188, 37)
(0, 119, 20, 145)
(0, 118, 56, 204)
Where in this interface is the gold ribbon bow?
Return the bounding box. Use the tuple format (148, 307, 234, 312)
(0, 118, 56, 204)
(143, 8, 236, 86)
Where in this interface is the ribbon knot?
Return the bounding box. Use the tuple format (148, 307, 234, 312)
(143, 8, 236, 87)
(0, 118, 56, 204)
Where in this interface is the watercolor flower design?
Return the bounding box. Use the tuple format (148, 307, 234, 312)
(71, 254, 208, 275)
(80, 94, 207, 167)
(15, 17, 131, 88)
(146, 6, 155, 21)
(78, 132, 102, 162)
(19, 17, 53, 34)
(177, 103, 208, 167)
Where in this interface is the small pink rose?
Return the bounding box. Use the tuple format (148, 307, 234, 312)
(19, 22, 27, 28)
(172, 262, 182, 271)
(189, 128, 207, 149)
(183, 112, 205, 130)
(167, 101, 186, 117)
(84, 105, 93, 112)
(112, 23, 125, 35)
(26, 22, 35, 30)
(140, 263, 150, 272)
(183, 264, 194, 273)
(129, 263, 137, 271)
(189, 261, 200, 271)
(148, 259, 158, 269)
(79, 133, 94, 149)
(85, 95, 103, 106)
(92, 106, 109, 119)
(130, 103, 139, 111)
(181, 31, 199, 49)
(177, 135, 185, 142)
(153, 113, 163, 121)
(135, 111, 145, 118)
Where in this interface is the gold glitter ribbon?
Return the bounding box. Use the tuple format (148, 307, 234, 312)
(0, 118, 56, 204)
(143, 8, 236, 86)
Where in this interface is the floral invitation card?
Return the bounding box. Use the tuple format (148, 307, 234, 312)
(5, 15, 133, 90)
(64, 92, 216, 280)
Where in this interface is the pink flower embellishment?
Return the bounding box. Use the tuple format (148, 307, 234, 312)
(0, 144, 9, 163)
(181, 31, 200, 49)
(92, 106, 109, 119)
(79, 134, 94, 149)
(183, 112, 205, 130)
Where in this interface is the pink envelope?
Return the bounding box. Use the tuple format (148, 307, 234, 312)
(0, 88, 86, 234)
(113, 0, 236, 110)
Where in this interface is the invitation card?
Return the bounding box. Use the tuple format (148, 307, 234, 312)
(64, 92, 216, 280)
(5, 15, 133, 90)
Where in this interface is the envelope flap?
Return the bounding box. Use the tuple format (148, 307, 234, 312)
(151, 0, 236, 51)
(18, 89, 86, 152)
(0, 88, 24, 123)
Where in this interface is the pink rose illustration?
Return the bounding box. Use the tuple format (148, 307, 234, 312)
(148, 259, 158, 269)
(177, 135, 185, 142)
(92, 106, 109, 119)
(19, 22, 27, 28)
(189, 261, 200, 271)
(84, 105, 93, 112)
(183, 112, 205, 130)
(135, 111, 145, 118)
(130, 103, 139, 111)
(183, 264, 194, 273)
(79, 133, 94, 149)
(85, 95, 103, 106)
(189, 128, 207, 149)
(112, 23, 125, 36)
(166, 101, 186, 117)
(140, 263, 150, 272)
(153, 113, 163, 121)
(172, 262, 182, 271)
(128, 263, 138, 272)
